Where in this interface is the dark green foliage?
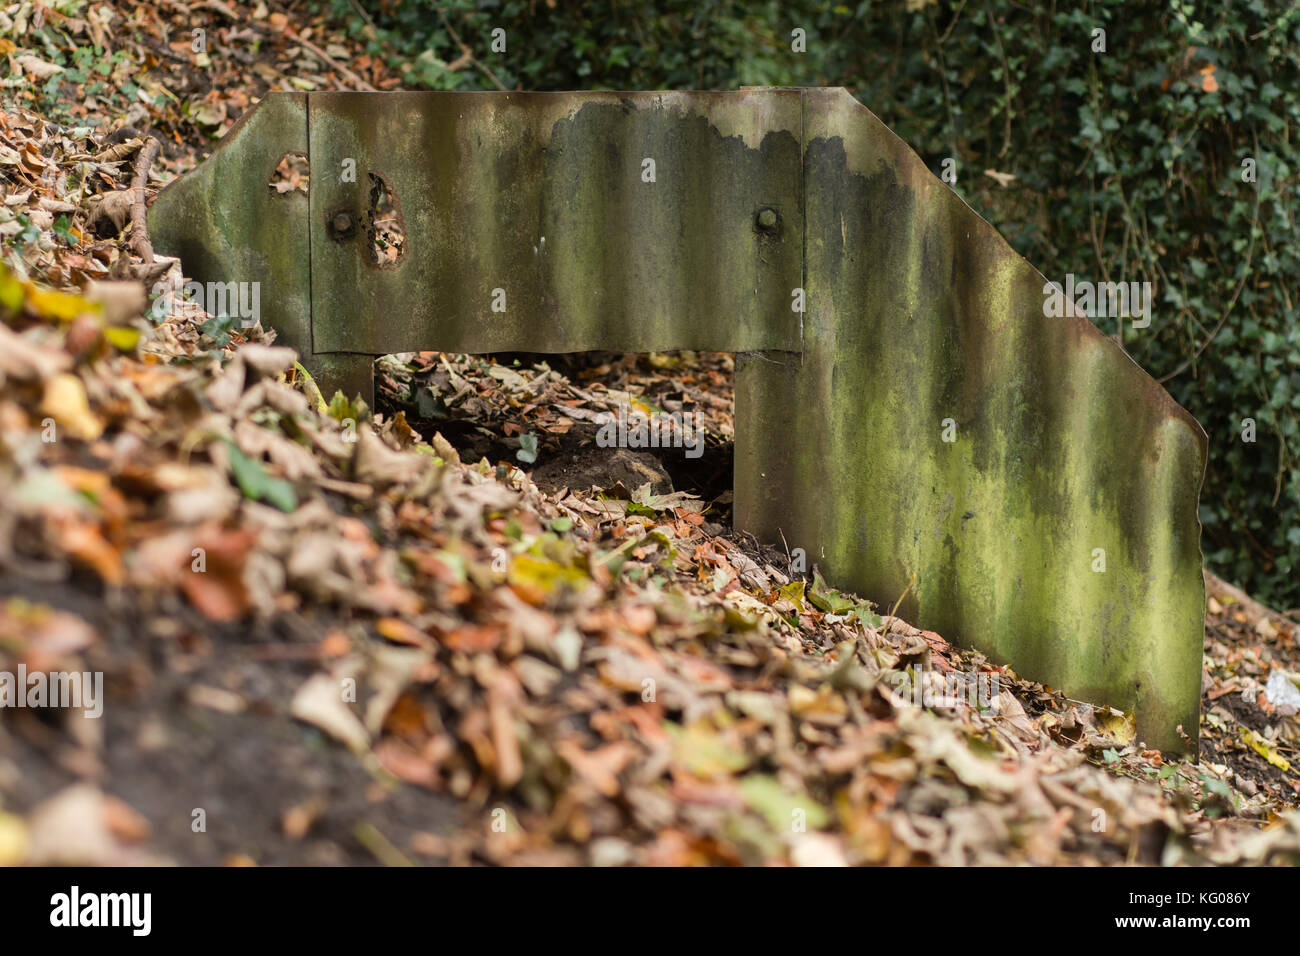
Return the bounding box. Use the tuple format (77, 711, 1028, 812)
(325, 0, 1300, 607)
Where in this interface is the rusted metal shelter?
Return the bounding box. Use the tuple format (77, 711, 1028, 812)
(149, 88, 1207, 752)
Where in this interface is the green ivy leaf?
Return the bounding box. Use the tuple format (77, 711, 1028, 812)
(224, 440, 297, 512)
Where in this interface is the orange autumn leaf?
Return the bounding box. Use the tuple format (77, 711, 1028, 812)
(440, 625, 502, 653)
(375, 616, 432, 649)
(1200, 65, 1218, 92)
(55, 518, 124, 585)
(180, 526, 257, 622)
(318, 629, 352, 658)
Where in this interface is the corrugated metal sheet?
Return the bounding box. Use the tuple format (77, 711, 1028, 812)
(149, 88, 1206, 752)
(736, 90, 1205, 752)
(307, 91, 803, 354)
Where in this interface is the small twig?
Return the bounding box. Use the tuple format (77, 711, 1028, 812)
(92, 136, 144, 164)
(205, 0, 239, 20)
(778, 528, 794, 575)
(348, 0, 378, 32)
(1205, 569, 1297, 634)
(885, 572, 918, 628)
(600, 530, 647, 566)
(282, 25, 377, 92)
(926, 11, 960, 172)
(988, 12, 1014, 158)
(936, 0, 968, 44)
(353, 822, 414, 867)
(435, 7, 508, 91)
(1158, 135, 1262, 384)
(129, 136, 161, 264)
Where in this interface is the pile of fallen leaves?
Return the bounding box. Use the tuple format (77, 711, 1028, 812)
(2, 257, 1297, 864)
(1200, 578, 1300, 793)
(2, 1, 401, 166)
(1, 5, 1299, 867)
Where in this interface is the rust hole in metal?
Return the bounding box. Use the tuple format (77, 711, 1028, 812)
(366, 171, 406, 268)
(268, 151, 309, 195)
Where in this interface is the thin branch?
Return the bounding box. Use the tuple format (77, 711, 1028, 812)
(988, 12, 1014, 158)
(1205, 569, 1298, 632)
(927, 10, 960, 171)
(937, 0, 969, 44)
(1158, 142, 1262, 384)
(436, 7, 508, 91)
(282, 24, 377, 92)
(129, 136, 161, 264)
(348, 0, 378, 32)
(204, 0, 239, 20)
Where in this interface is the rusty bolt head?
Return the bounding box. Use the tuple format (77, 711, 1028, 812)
(331, 211, 355, 236)
(756, 208, 779, 231)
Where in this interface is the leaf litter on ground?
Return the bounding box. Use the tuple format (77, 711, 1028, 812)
(0, 1, 1298, 866)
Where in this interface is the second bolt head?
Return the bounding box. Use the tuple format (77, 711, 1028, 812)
(756, 208, 779, 231)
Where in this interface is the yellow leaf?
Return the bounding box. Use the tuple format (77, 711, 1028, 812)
(24, 283, 98, 323)
(102, 326, 141, 351)
(779, 580, 807, 612)
(295, 361, 329, 413)
(41, 374, 103, 440)
(0, 812, 27, 866)
(665, 720, 750, 778)
(0, 269, 23, 313)
(788, 683, 848, 723)
(1242, 729, 1291, 772)
(508, 554, 589, 596)
(1096, 707, 1136, 745)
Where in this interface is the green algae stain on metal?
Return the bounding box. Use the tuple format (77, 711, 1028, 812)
(307, 91, 802, 356)
(736, 89, 1205, 752)
(147, 92, 312, 360)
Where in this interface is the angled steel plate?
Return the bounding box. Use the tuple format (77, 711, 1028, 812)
(736, 90, 1206, 751)
(149, 88, 1207, 752)
(146, 92, 310, 356)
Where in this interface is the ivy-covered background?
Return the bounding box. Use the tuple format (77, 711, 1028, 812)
(322, 0, 1300, 610)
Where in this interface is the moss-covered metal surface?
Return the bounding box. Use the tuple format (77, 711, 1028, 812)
(144, 92, 373, 397)
(737, 90, 1205, 751)
(148, 88, 1206, 752)
(146, 92, 310, 355)
(308, 91, 802, 355)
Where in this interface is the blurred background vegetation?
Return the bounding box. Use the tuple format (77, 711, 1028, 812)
(322, 0, 1300, 611)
